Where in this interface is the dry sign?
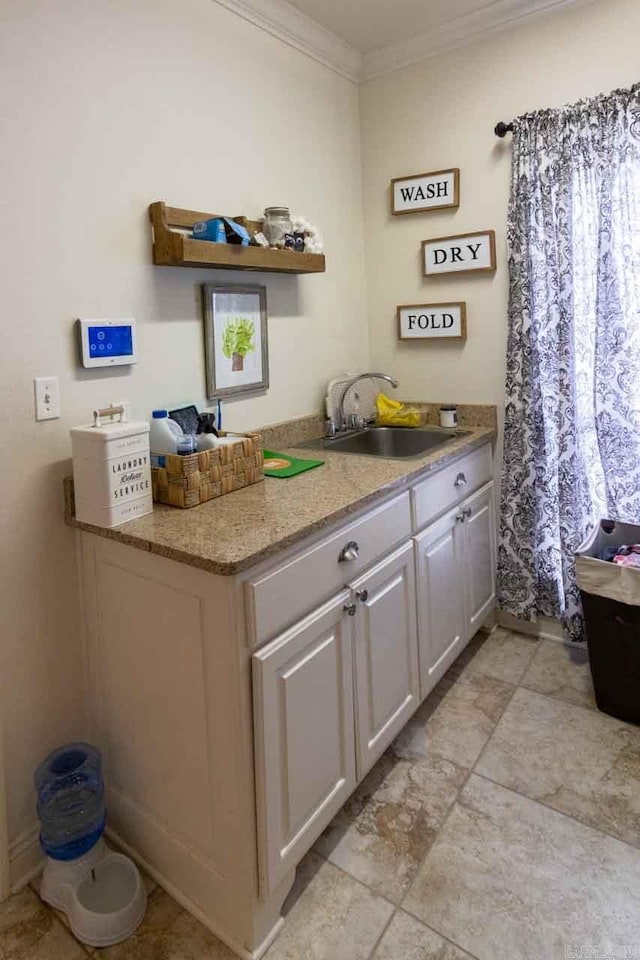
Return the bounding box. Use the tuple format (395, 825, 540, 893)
(397, 303, 467, 342)
(422, 230, 496, 276)
(391, 168, 459, 215)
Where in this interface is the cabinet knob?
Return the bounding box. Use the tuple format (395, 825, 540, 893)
(355, 589, 368, 603)
(339, 541, 360, 562)
(343, 602, 357, 617)
(456, 512, 465, 523)
(454, 472, 467, 488)
(463, 507, 472, 518)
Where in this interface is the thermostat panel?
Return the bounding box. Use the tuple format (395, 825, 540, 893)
(78, 318, 138, 368)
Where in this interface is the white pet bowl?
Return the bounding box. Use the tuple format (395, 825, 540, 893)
(40, 842, 147, 947)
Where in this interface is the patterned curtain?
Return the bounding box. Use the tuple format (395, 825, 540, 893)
(498, 83, 640, 641)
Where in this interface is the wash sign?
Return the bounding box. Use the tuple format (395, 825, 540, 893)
(422, 230, 496, 276)
(391, 168, 459, 215)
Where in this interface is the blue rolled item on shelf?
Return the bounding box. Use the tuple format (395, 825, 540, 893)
(35, 743, 106, 861)
(192, 217, 250, 246)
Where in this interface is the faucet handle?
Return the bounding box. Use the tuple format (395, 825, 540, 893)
(347, 414, 364, 431)
(324, 418, 337, 438)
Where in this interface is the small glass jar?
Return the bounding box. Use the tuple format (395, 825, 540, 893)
(439, 405, 458, 428)
(263, 207, 292, 248)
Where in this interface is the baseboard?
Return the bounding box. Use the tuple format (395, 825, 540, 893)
(104, 827, 280, 960)
(0, 706, 10, 900)
(9, 824, 43, 892)
(496, 609, 569, 644)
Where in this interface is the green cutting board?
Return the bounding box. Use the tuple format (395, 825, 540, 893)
(262, 450, 324, 478)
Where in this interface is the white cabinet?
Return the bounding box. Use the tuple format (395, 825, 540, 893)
(77, 442, 495, 950)
(414, 508, 466, 696)
(350, 542, 419, 777)
(414, 480, 496, 698)
(464, 482, 496, 636)
(252, 543, 419, 893)
(252, 451, 495, 896)
(252, 592, 357, 895)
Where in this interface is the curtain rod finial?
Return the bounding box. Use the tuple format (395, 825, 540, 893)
(495, 121, 514, 138)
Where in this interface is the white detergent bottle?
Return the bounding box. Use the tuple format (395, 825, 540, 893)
(149, 410, 181, 466)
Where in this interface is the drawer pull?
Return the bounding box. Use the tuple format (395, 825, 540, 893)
(343, 602, 357, 617)
(339, 541, 360, 562)
(356, 589, 369, 603)
(454, 472, 467, 488)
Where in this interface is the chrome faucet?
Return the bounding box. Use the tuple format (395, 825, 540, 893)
(339, 372, 399, 431)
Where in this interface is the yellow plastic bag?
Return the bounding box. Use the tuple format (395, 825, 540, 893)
(376, 393, 421, 427)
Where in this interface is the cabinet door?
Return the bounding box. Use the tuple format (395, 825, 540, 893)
(351, 542, 419, 777)
(414, 506, 466, 699)
(252, 592, 356, 895)
(463, 481, 496, 636)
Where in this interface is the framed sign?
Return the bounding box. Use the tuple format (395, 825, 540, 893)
(391, 168, 459, 215)
(397, 302, 467, 342)
(202, 283, 269, 399)
(422, 230, 496, 276)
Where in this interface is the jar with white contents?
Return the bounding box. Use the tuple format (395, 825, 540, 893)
(263, 207, 292, 248)
(439, 405, 458, 428)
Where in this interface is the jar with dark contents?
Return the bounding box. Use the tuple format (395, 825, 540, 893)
(439, 405, 458, 428)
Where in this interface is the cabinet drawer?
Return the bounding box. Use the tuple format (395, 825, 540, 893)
(412, 444, 492, 532)
(246, 492, 411, 647)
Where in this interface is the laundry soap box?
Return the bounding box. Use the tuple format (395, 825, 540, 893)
(192, 217, 250, 246)
(71, 405, 152, 528)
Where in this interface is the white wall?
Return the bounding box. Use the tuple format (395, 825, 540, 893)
(0, 0, 367, 872)
(360, 0, 640, 410)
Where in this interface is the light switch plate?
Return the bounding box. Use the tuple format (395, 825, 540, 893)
(34, 377, 60, 421)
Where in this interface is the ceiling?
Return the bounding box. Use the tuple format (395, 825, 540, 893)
(287, 0, 532, 53)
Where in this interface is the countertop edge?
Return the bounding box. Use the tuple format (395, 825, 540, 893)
(66, 429, 496, 576)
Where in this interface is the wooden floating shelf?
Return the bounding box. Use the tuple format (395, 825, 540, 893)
(149, 202, 326, 274)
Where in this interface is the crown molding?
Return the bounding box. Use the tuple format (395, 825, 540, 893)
(214, 0, 590, 85)
(213, 0, 363, 82)
(362, 0, 591, 80)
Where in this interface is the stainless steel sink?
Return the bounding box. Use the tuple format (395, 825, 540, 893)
(299, 426, 469, 460)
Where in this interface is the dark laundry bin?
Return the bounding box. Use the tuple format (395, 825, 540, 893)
(576, 520, 640, 724)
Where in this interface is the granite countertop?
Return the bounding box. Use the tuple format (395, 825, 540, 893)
(66, 419, 496, 577)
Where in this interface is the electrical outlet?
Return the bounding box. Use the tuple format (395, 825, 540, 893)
(34, 376, 60, 421)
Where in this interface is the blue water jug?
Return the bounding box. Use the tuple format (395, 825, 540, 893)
(35, 743, 106, 861)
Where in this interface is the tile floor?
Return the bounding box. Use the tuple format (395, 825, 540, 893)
(3, 628, 640, 960)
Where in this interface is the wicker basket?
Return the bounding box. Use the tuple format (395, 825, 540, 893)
(151, 432, 263, 508)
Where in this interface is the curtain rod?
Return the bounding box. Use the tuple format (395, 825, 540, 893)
(494, 121, 514, 137)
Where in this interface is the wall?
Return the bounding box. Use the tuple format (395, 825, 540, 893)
(0, 0, 367, 880)
(359, 0, 640, 412)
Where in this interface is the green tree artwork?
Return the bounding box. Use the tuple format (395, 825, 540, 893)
(222, 317, 255, 372)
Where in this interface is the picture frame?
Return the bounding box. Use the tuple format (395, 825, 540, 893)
(422, 230, 496, 276)
(391, 168, 460, 215)
(202, 283, 269, 399)
(397, 302, 467, 342)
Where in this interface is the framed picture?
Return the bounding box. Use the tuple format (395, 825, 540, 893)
(391, 168, 460, 215)
(422, 230, 496, 276)
(202, 283, 268, 399)
(397, 302, 467, 342)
